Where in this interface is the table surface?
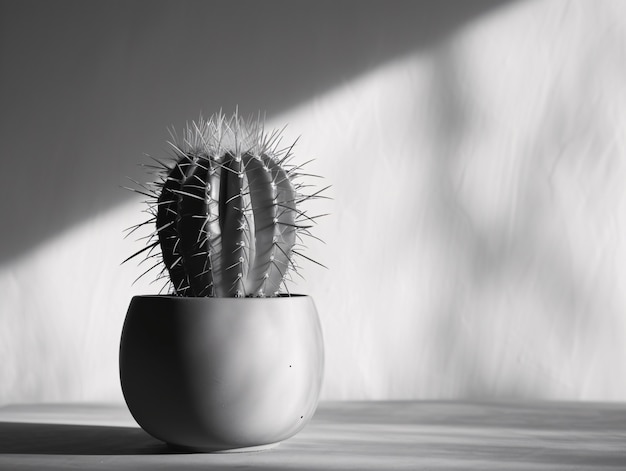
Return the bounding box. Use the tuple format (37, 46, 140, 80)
(0, 400, 625, 470)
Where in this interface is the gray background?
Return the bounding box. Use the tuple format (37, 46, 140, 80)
(2, 0, 626, 404)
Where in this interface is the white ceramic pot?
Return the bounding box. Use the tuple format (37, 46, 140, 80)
(119, 294, 324, 452)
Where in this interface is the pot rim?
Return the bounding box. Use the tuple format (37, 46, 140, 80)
(131, 293, 310, 300)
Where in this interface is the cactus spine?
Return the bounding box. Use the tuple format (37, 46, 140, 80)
(126, 111, 324, 297)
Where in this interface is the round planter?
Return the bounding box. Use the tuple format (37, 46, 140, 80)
(119, 294, 324, 452)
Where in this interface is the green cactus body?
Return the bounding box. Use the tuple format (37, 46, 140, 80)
(152, 113, 301, 297)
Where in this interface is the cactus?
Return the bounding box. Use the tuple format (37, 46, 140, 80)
(124, 111, 326, 297)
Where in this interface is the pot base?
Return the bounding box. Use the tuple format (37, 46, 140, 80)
(168, 442, 280, 453)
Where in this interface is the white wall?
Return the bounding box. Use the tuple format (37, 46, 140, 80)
(2, 0, 626, 404)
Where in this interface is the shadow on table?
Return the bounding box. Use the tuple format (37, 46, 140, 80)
(0, 422, 175, 455)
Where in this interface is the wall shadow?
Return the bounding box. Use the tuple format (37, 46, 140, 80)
(0, 0, 512, 264)
(423, 29, 619, 398)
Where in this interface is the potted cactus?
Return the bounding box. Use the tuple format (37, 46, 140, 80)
(119, 111, 326, 452)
